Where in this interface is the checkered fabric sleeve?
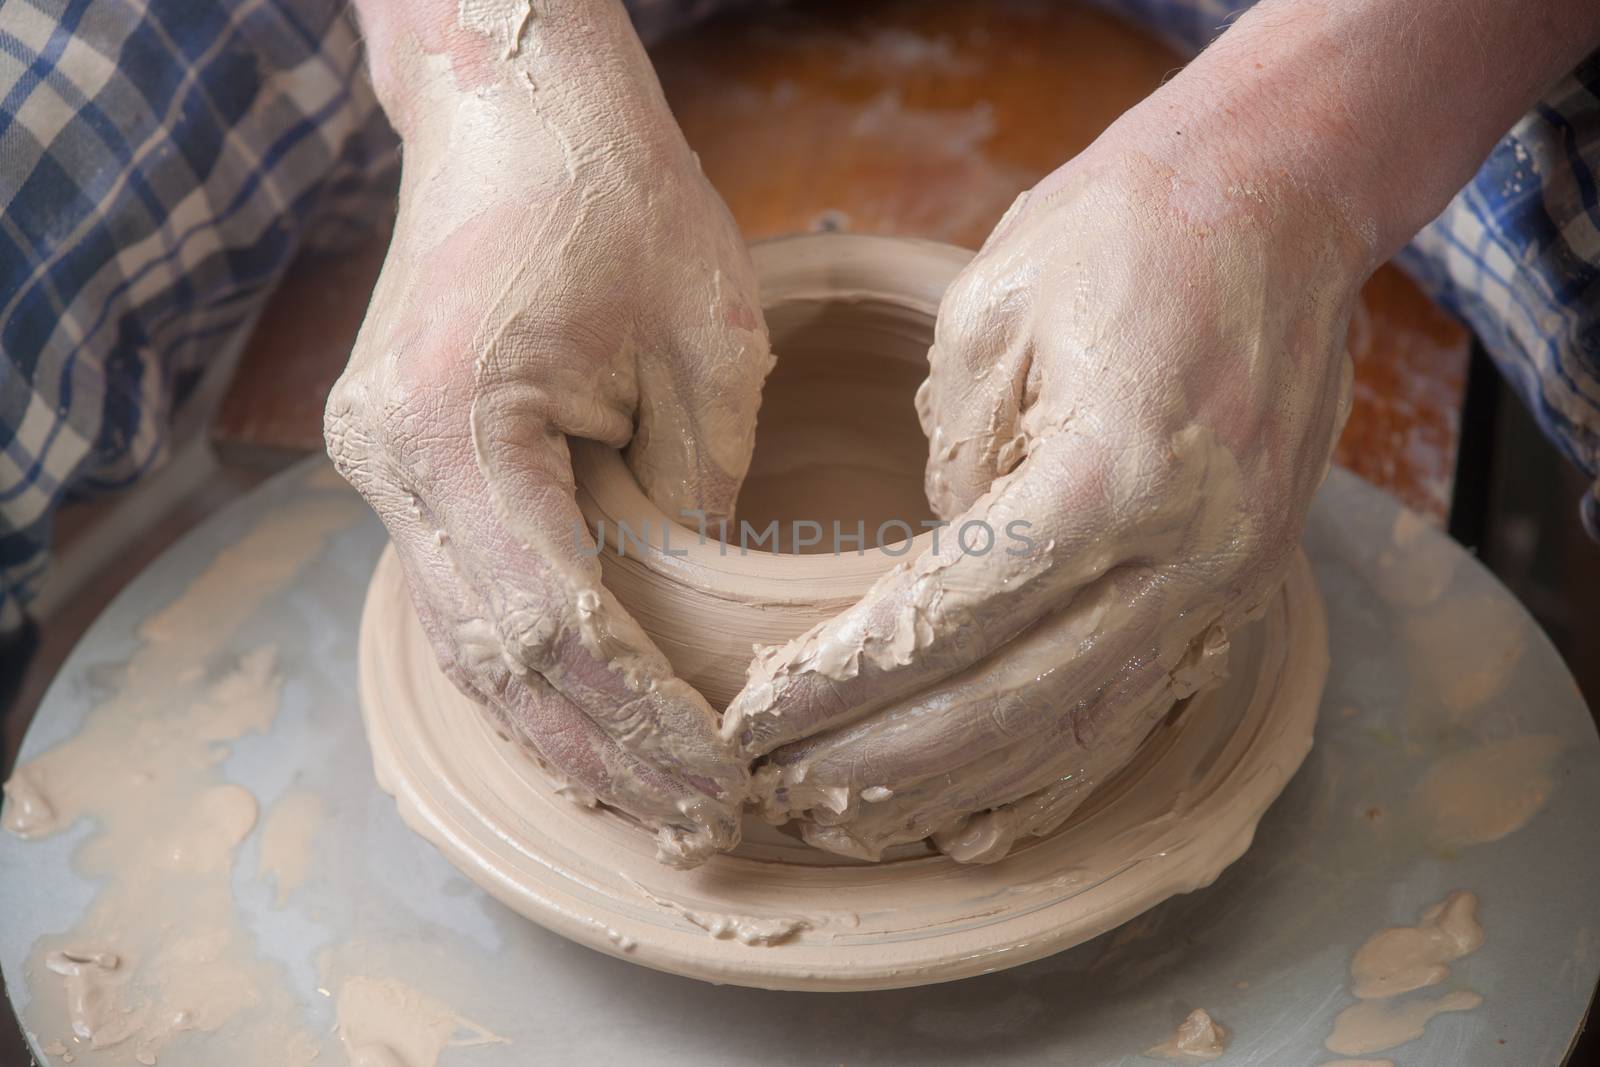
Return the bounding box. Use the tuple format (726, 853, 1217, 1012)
(0, 0, 398, 635)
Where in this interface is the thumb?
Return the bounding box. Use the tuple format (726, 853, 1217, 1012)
(919, 255, 1038, 519)
(626, 255, 774, 527)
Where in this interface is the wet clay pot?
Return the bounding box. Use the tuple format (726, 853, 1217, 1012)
(570, 233, 971, 708)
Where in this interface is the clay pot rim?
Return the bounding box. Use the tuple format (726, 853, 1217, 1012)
(571, 233, 973, 599)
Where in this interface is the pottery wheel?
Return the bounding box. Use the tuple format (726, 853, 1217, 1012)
(3, 459, 1599, 1065)
(359, 544, 1326, 991)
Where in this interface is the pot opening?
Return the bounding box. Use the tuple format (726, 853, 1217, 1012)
(728, 292, 938, 555)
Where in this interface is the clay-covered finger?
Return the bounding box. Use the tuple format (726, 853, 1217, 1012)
(447, 463, 752, 855)
(754, 567, 1182, 813)
(930, 768, 1126, 865)
(916, 238, 1039, 520)
(790, 627, 1203, 862)
(354, 469, 738, 864)
(725, 423, 1241, 759)
(448, 448, 747, 803)
(626, 208, 774, 526)
(497, 672, 741, 868)
(724, 434, 1118, 756)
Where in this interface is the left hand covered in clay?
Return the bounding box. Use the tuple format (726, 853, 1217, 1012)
(328, 0, 770, 866)
(724, 146, 1364, 862)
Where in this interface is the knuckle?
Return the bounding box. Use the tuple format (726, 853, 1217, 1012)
(934, 273, 991, 349)
(494, 600, 564, 677)
(323, 373, 379, 488)
(328, 347, 467, 486)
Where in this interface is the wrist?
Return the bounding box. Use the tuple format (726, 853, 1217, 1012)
(357, 0, 688, 169)
(1098, 0, 1600, 264)
(1063, 101, 1380, 290)
(1097, 22, 1386, 270)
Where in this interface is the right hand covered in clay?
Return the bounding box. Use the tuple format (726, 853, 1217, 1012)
(724, 144, 1367, 863)
(326, 0, 771, 866)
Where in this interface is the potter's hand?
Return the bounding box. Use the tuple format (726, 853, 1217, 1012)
(732, 0, 1600, 866)
(727, 0, 1600, 861)
(327, 0, 770, 866)
(724, 147, 1365, 862)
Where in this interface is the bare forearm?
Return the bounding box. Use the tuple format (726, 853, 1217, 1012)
(1106, 0, 1600, 266)
(352, 0, 682, 161)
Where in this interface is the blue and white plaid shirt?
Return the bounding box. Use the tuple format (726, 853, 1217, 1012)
(1, 0, 1597, 635)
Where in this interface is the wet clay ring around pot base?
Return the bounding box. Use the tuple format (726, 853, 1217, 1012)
(361, 547, 1325, 990)
(358, 234, 1330, 990)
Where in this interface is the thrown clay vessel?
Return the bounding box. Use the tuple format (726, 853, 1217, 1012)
(571, 234, 970, 707)
(359, 234, 1330, 990)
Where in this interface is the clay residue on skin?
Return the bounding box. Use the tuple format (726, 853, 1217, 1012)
(730, 438, 1249, 864)
(2, 495, 361, 1064)
(1322, 1061, 1395, 1067)
(1147, 1008, 1229, 1061)
(336, 975, 507, 1067)
(560, 235, 1323, 871)
(568, 241, 971, 712)
(1411, 735, 1562, 847)
(714, 159, 1352, 865)
(457, 0, 531, 59)
(1324, 991, 1482, 1057)
(1351, 891, 1482, 999)
(714, 138, 1360, 856)
(341, 0, 772, 866)
(257, 789, 328, 907)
